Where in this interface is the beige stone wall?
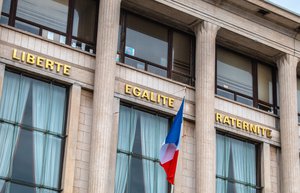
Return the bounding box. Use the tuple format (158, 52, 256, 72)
(180, 120, 196, 193)
(73, 90, 93, 193)
(270, 146, 280, 193)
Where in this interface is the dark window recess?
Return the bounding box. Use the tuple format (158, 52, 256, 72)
(216, 46, 278, 114)
(1, 0, 98, 54)
(118, 11, 195, 86)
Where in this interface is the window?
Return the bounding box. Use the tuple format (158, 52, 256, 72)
(216, 46, 278, 113)
(118, 11, 195, 86)
(115, 105, 169, 193)
(0, 71, 68, 193)
(1, 0, 98, 53)
(216, 134, 261, 193)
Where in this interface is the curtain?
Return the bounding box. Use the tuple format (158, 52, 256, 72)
(33, 81, 65, 189)
(140, 113, 168, 193)
(32, 80, 50, 186)
(0, 72, 30, 191)
(114, 106, 137, 193)
(216, 134, 230, 193)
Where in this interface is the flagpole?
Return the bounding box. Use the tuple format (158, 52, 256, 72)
(171, 184, 174, 193)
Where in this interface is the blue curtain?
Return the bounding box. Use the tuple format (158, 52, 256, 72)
(0, 72, 30, 191)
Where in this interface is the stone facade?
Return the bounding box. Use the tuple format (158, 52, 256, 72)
(0, 0, 299, 193)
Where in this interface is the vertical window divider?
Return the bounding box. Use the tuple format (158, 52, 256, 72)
(167, 29, 173, 79)
(272, 67, 278, 114)
(120, 11, 127, 63)
(252, 61, 258, 108)
(8, 0, 18, 26)
(66, 0, 75, 45)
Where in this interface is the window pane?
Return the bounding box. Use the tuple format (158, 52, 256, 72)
(11, 129, 35, 184)
(216, 134, 257, 192)
(172, 72, 190, 85)
(42, 30, 66, 44)
(148, 65, 167, 77)
(126, 14, 168, 67)
(72, 0, 97, 43)
(15, 20, 40, 35)
(9, 183, 35, 193)
(124, 57, 145, 70)
(217, 47, 253, 97)
(16, 0, 68, 32)
(258, 63, 273, 104)
(236, 95, 253, 106)
(172, 32, 191, 75)
(0, 15, 9, 25)
(2, 0, 11, 14)
(128, 157, 145, 193)
(216, 88, 234, 100)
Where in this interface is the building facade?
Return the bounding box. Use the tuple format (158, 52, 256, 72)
(0, 0, 299, 193)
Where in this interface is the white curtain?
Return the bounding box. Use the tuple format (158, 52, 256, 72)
(32, 80, 50, 186)
(216, 134, 230, 193)
(140, 112, 168, 193)
(114, 106, 137, 193)
(33, 81, 64, 189)
(0, 73, 30, 191)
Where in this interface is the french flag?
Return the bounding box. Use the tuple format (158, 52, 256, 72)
(159, 98, 184, 185)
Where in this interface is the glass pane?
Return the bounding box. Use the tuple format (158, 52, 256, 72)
(15, 20, 39, 35)
(217, 47, 253, 96)
(124, 57, 145, 70)
(48, 85, 67, 134)
(216, 88, 234, 100)
(43, 135, 62, 188)
(171, 72, 190, 85)
(172, 32, 191, 75)
(297, 78, 300, 113)
(236, 95, 253, 106)
(0, 124, 18, 178)
(36, 188, 58, 193)
(126, 14, 168, 67)
(72, 0, 97, 43)
(71, 39, 95, 54)
(128, 157, 145, 193)
(148, 65, 167, 77)
(258, 63, 273, 104)
(9, 183, 34, 193)
(2, 0, 11, 14)
(42, 30, 66, 44)
(11, 129, 35, 184)
(16, 0, 68, 32)
(0, 15, 8, 25)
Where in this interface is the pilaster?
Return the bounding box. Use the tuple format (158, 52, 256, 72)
(88, 0, 121, 193)
(276, 54, 300, 193)
(194, 21, 219, 193)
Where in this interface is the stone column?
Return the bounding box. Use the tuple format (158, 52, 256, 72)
(194, 21, 219, 193)
(262, 143, 271, 193)
(276, 54, 300, 193)
(88, 0, 121, 193)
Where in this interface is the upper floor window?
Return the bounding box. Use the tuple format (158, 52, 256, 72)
(216, 46, 278, 114)
(1, 0, 98, 53)
(0, 71, 68, 193)
(117, 11, 195, 86)
(115, 105, 170, 193)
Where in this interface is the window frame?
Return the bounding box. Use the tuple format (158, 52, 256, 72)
(215, 45, 278, 114)
(118, 10, 195, 86)
(216, 132, 262, 193)
(1, 0, 99, 53)
(0, 68, 69, 193)
(116, 102, 172, 193)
